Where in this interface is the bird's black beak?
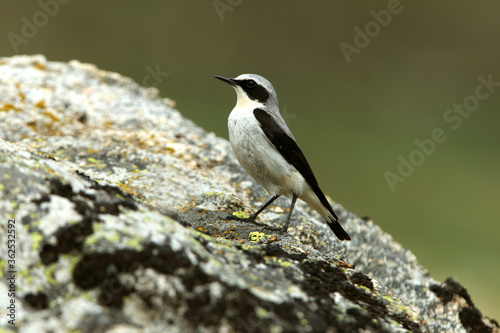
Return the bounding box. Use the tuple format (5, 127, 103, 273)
(214, 75, 237, 86)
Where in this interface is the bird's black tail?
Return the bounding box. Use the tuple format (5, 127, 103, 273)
(327, 216, 351, 241)
(312, 187, 351, 241)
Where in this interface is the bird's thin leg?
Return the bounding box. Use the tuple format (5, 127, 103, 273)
(282, 195, 298, 232)
(227, 194, 280, 222)
(248, 194, 280, 221)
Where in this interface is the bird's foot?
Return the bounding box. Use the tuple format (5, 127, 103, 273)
(226, 214, 281, 230)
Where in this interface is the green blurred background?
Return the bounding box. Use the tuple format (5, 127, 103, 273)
(1, 1, 498, 318)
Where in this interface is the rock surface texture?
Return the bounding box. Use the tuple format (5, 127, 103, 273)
(0, 55, 498, 333)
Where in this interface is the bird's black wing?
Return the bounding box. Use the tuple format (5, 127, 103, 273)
(253, 109, 350, 240)
(254, 109, 319, 190)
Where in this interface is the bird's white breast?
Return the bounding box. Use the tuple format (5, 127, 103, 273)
(228, 106, 307, 197)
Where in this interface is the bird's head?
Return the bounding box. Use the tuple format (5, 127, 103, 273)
(214, 73, 279, 109)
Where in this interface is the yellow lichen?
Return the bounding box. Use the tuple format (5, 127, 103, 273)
(232, 211, 249, 219)
(248, 231, 266, 242)
(31, 232, 44, 251)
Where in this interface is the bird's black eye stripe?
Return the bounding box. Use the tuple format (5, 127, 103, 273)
(237, 79, 270, 102)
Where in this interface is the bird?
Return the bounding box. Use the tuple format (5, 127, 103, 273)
(214, 74, 351, 241)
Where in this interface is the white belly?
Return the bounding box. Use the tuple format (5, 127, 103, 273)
(228, 112, 307, 197)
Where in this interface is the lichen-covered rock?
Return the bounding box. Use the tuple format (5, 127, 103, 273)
(0, 55, 498, 332)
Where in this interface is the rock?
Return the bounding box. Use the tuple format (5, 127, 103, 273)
(0, 55, 498, 333)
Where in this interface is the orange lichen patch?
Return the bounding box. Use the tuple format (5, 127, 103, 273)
(336, 260, 354, 269)
(1, 103, 22, 112)
(35, 100, 46, 108)
(117, 183, 140, 197)
(25, 116, 63, 136)
(18, 92, 26, 102)
(42, 110, 60, 122)
(34, 62, 46, 70)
